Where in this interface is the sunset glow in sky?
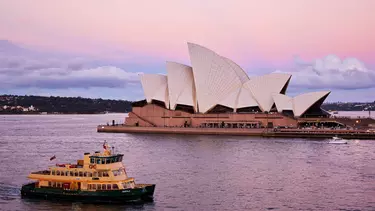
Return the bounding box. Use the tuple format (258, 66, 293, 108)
(1, 0, 375, 101)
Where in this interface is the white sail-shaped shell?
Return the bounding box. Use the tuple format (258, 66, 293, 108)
(272, 94, 293, 112)
(140, 74, 169, 107)
(166, 62, 196, 110)
(243, 73, 291, 112)
(293, 91, 330, 117)
(188, 43, 245, 113)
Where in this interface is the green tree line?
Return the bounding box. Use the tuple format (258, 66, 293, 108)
(0, 95, 132, 114)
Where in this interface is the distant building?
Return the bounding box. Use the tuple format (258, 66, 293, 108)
(28, 105, 36, 111)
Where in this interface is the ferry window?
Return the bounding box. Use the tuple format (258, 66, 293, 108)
(70, 171, 74, 176)
(61, 171, 65, 176)
(123, 181, 133, 189)
(122, 182, 128, 189)
(98, 172, 103, 177)
(113, 184, 119, 189)
(103, 172, 109, 177)
(112, 170, 118, 176)
(113, 157, 118, 162)
(90, 158, 95, 163)
(93, 172, 98, 177)
(51, 170, 55, 175)
(74, 172, 78, 177)
(65, 171, 69, 176)
(52, 182, 56, 187)
(102, 184, 106, 190)
(48, 181, 52, 186)
(88, 184, 91, 189)
(111, 157, 115, 163)
(56, 170, 60, 176)
(92, 184, 96, 189)
(106, 158, 111, 164)
(107, 184, 111, 190)
(88, 172, 92, 177)
(79, 172, 83, 177)
(96, 158, 101, 164)
(97, 184, 102, 190)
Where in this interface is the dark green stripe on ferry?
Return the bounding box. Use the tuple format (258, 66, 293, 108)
(21, 182, 155, 203)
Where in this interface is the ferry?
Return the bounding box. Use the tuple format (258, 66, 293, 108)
(20, 142, 155, 203)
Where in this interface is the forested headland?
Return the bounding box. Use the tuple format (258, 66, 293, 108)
(0, 95, 132, 114)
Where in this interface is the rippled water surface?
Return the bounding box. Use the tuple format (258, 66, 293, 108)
(0, 114, 375, 211)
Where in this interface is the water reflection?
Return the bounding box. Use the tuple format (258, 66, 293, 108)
(0, 114, 374, 211)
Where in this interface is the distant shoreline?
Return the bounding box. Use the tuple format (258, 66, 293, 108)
(0, 111, 373, 115)
(0, 94, 132, 114)
(0, 112, 126, 115)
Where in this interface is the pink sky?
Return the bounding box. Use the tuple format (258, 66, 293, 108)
(1, 0, 374, 65)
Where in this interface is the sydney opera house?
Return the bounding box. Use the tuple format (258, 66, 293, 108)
(124, 43, 332, 129)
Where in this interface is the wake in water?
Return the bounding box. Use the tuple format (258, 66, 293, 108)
(0, 182, 20, 203)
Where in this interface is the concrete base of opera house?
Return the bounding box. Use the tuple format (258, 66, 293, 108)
(123, 104, 299, 129)
(97, 125, 375, 140)
(96, 104, 375, 139)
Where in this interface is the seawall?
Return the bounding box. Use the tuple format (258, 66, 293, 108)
(97, 126, 375, 140)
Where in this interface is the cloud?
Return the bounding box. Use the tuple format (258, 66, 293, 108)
(0, 41, 142, 90)
(276, 55, 375, 90)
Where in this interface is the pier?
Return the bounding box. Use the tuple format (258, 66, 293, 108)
(97, 125, 375, 140)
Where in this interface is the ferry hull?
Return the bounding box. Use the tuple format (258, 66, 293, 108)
(21, 183, 155, 203)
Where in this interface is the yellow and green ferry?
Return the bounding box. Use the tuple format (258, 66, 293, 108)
(21, 142, 155, 203)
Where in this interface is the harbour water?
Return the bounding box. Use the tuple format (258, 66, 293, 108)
(331, 110, 375, 119)
(0, 113, 374, 211)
